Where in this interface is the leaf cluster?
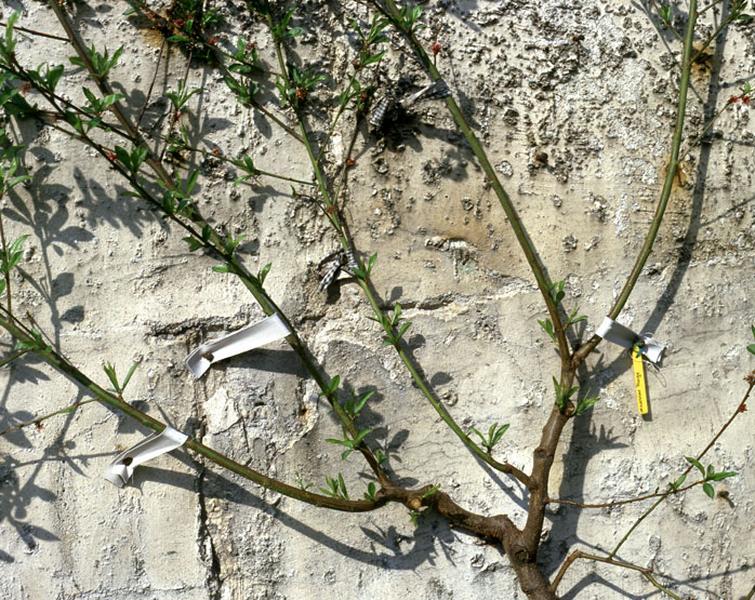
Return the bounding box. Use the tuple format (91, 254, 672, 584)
(277, 64, 325, 107)
(363, 481, 378, 501)
(351, 252, 377, 280)
(158, 0, 221, 48)
(159, 169, 199, 217)
(397, 4, 425, 32)
(677, 457, 737, 499)
(376, 302, 412, 347)
(552, 378, 599, 415)
(26, 63, 64, 95)
(0, 235, 28, 284)
(228, 39, 264, 76)
(165, 80, 202, 112)
(538, 280, 586, 342)
(326, 426, 373, 460)
(232, 155, 260, 185)
(14, 330, 49, 353)
(320, 473, 349, 500)
(82, 88, 124, 116)
(0, 72, 37, 119)
(469, 422, 509, 454)
(0, 13, 20, 64)
(0, 133, 30, 195)
(114, 145, 149, 174)
(343, 389, 375, 420)
(223, 75, 258, 108)
(271, 8, 303, 41)
(730, 0, 753, 24)
(70, 44, 123, 80)
(102, 362, 138, 395)
(350, 14, 389, 69)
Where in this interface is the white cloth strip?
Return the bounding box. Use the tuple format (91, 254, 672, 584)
(399, 80, 450, 107)
(595, 316, 665, 364)
(105, 426, 188, 488)
(185, 312, 291, 379)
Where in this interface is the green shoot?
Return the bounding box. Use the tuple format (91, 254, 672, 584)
(469, 423, 509, 454)
(320, 473, 349, 500)
(326, 427, 373, 460)
(165, 80, 202, 112)
(69, 44, 123, 79)
(364, 481, 378, 501)
(553, 377, 579, 412)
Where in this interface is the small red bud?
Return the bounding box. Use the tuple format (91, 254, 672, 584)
(737, 402, 747, 413)
(742, 95, 751, 106)
(346, 157, 356, 168)
(728, 95, 740, 104)
(105, 150, 117, 162)
(431, 40, 442, 56)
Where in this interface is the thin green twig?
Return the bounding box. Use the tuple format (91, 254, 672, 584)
(372, 0, 571, 372)
(0, 397, 96, 437)
(572, 0, 699, 366)
(267, 11, 530, 487)
(0, 210, 12, 314)
(12, 13, 386, 481)
(609, 377, 752, 559)
(0, 308, 382, 512)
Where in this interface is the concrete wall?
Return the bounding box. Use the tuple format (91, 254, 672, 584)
(0, 1, 753, 599)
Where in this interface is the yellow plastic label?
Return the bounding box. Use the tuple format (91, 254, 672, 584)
(632, 345, 649, 415)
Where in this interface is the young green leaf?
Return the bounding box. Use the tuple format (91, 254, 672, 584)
(353, 427, 372, 445)
(183, 236, 203, 252)
(337, 473, 349, 499)
(708, 470, 737, 482)
(397, 321, 412, 339)
(325, 436, 355, 460)
(538, 318, 555, 341)
(574, 396, 599, 416)
(567, 307, 587, 326)
(352, 390, 374, 415)
(0, 12, 20, 63)
(327, 375, 341, 396)
(685, 456, 705, 477)
(421, 484, 441, 499)
(2, 234, 29, 273)
(15, 330, 47, 353)
(102, 362, 121, 393)
(702, 482, 715, 499)
(165, 81, 202, 111)
(548, 280, 566, 304)
(121, 362, 138, 392)
(257, 262, 272, 285)
(553, 378, 579, 411)
(364, 481, 377, 501)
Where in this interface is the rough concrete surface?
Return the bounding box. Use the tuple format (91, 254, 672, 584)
(0, 1, 753, 599)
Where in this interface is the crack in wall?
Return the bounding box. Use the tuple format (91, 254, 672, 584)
(197, 468, 222, 600)
(191, 369, 223, 600)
